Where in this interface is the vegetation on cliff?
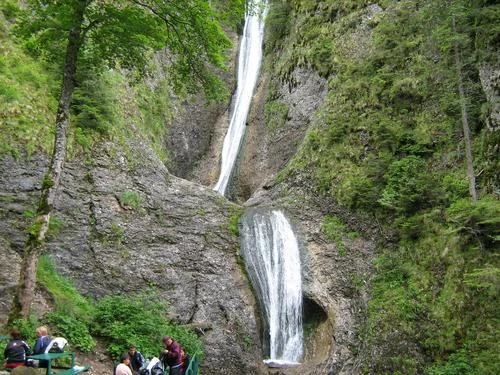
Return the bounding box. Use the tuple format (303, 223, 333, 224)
(0, 0, 243, 363)
(265, 0, 498, 373)
(1, 0, 498, 373)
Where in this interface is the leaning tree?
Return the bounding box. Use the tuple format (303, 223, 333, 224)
(10, 0, 241, 321)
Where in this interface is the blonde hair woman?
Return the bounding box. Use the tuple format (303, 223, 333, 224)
(33, 326, 51, 368)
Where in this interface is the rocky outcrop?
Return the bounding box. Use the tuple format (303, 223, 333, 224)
(479, 65, 500, 131)
(0, 142, 264, 375)
(244, 180, 376, 375)
(232, 67, 327, 202)
(166, 31, 239, 184)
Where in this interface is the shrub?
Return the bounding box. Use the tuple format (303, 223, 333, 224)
(378, 156, 433, 214)
(45, 312, 95, 352)
(446, 196, 500, 247)
(92, 293, 203, 360)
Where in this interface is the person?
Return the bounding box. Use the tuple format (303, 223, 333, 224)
(32, 326, 51, 367)
(160, 336, 182, 375)
(115, 352, 133, 375)
(127, 345, 145, 374)
(180, 348, 190, 375)
(3, 329, 32, 369)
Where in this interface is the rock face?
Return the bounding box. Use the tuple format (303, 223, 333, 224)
(479, 65, 500, 131)
(166, 30, 239, 185)
(0, 142, 264, 375)
(232, 67, 327, 202)
(244, 183, 376, 375)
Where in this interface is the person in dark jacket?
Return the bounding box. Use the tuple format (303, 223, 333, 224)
(128, 345, 145, 374)
(160, 336, 182, 375)
(3, 329, 32, 368)
(32, 325, 51, 367)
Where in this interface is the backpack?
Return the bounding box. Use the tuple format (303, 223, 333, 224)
(150, 364, 164, 375)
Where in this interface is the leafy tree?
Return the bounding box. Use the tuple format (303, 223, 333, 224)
(9, 0, 241, 321)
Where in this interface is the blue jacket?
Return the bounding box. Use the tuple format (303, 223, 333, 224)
(33, 335, 51, 354)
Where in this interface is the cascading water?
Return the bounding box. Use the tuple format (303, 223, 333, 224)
(240, 208, 303, 366)
(213, 0, 267, 195)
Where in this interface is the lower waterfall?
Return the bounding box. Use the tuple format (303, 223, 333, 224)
(240, 208, 303, 365)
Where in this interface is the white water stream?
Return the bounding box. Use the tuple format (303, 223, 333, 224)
(213, 0, 267, 195)
(240, 209, 303, 365)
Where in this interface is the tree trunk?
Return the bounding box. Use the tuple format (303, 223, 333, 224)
(9, 1, 88, 321)
(452, 17, 477, 203)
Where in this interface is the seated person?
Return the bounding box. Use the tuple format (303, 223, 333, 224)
(4, 329, 32, 369)
(115, 352, 133, 375)
(128, 345, 145, 374)
(32, 326, 51, 368)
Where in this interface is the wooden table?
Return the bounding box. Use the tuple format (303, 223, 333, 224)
(26, 353, 89, 375)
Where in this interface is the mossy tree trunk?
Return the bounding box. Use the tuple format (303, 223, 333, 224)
(9, 0, 88, 321)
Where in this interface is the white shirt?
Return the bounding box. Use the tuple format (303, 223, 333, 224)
(115, 363, 133, 375)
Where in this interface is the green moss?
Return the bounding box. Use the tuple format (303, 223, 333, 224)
(42, 173, 54, 189)
(226, 205, 244, 236)
(119, 191, 141, 210)
(264, 100, 289, 133)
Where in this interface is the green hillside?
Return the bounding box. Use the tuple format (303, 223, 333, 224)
(266, 1, 499, 373)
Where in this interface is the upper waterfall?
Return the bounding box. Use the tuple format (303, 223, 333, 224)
(213, 0, 267, 196)
(240, 208, 304, 365)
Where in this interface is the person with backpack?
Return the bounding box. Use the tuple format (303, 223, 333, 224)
(160, 336, 182, 375)
(32, 326, 51, 367)
(3, 329, 32, 369)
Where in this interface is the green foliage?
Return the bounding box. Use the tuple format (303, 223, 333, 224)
(446, 196, 500, 245)
(92, 294, 203, 359)
(47, 216, 65, 238)
(321, 215, 359, 256)
(426, 349, 475, 375)
(36, 259, 204, 356)
(105, 223, 126, 245)
(119, 191, 141, 210)
(266, 0, 499, 373)
(211, 0, 245, 30)
(72, 71, 118, 135)
(378, 156, 434, 213)
(37, 255, 95, 321)
(9, 315, 40, 342)
(42, 173, 54, 189)
(16, 0, 236, 100)
(0, 4, 56, 157)
(264, 100, 289, 133)
(264, 0, 291, 54)
(68, 67, 172, 163)
(227, 205, 244, 236)
(45, 312, 96, 352)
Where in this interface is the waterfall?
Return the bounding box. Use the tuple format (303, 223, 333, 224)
(240, 208, 303, 365)
(213, 0, 267, 195)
